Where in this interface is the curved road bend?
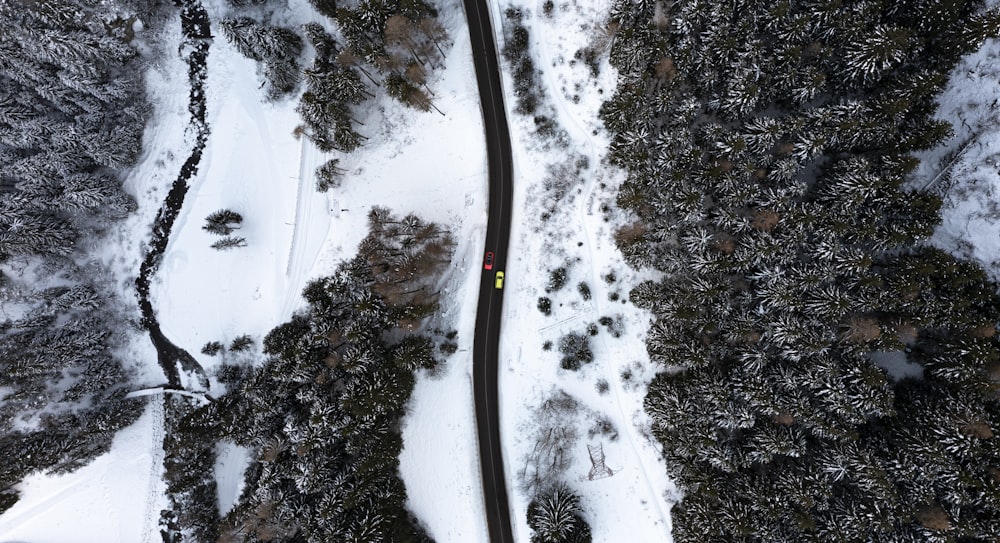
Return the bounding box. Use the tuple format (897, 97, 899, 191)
(463, 0, 516, 542)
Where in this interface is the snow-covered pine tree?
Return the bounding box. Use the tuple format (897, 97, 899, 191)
(202, 209, 243, 235)
(219, 17, 303, 98)
(210, 236, 247, 250)
(315, 158, 345, 191)
(218, 17, 265, 60)
(526, 484, 592, 543)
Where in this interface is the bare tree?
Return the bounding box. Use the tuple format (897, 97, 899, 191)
(418, 18, 449, 57)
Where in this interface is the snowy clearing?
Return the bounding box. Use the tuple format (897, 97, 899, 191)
(491, 0, 676, 540)
(912, 30, 1000, 282)
(0, 399, 168, 543)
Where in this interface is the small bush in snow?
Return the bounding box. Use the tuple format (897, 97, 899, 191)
(201, 341, 224, 356)
(211, 236, 247, 250)
(599, 315, 624, 338)
(229, 334, 254, 352)
(547, 267, 568, 293)
(559, 332, 593, 371)
(588, 415, 618, 441)
(595, 379, 609, 395)
(538, 296, 552, 315)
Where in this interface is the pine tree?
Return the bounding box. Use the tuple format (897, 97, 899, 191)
(315, 158, 345, 191)
(211, 236, 247, 250)
(203, 209, 243, 236)
(229, 335, 254, 352)
(527, 484, 592, 543)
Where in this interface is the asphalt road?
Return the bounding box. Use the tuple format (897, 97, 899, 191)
(462, 0, 516, 541)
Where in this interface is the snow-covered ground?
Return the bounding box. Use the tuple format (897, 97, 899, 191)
(0, 399, 168, 543)
(911, 31, 1000, 281)
(487, 0, 676, 539)
(1, 0, 680, 539)
(0, 0, 489, 539)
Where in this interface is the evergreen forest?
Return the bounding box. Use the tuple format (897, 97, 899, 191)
(9, 0, 1000, 540)
(602, 0, 1000, 541)
(0, 0, 148, 513)
(159, 208, 453, 542)
(296, 0, 449, 154)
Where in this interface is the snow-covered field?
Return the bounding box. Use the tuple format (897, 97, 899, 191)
(0, 399, 168, 543)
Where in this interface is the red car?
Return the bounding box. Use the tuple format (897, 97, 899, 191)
(483, 251, 495, 270)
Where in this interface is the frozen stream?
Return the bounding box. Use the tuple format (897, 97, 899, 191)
(135, 0, 211, 389)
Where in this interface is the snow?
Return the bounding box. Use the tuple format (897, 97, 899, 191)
(3, 0, 681, 539)
(487, 0, 676, 539)
(149, 23, 318, 365)
(214, 441, 252, 517)
(0, 399, 168, 543)
(870, 351, 924, 381)
(910, 31, 1000, 283)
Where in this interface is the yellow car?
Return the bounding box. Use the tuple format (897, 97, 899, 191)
(495, 271, 504, 289)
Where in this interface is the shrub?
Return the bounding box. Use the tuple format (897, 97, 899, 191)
(547, 267, 568, 292)
(211, 236, 247, 250)
(201, 341, 224, 356)
(526, 484, 592, 543)
(559, 332, 593, 371)
(203, 209, 243, 236)
(538, 296, 553, 315)
(229, 335, 254, 352)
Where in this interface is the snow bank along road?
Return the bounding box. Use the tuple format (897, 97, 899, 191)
(464, 0, 516, 541)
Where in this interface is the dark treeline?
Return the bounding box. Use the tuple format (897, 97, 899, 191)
(602, 0, 1000, 541)
(0, 0, 150, 513)
(298, 0, 450, 156)
(219, 15, 304, 100)
(218, 0, 450, 156)
(162, 208, 452, 542)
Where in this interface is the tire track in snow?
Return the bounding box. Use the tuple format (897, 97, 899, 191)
(281, 140, 329, 319)
(140, 396, 166, 543)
